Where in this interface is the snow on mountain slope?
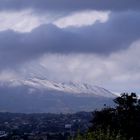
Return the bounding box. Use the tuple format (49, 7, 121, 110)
(1, 78, 115, 98)
(0, 78, 116, 113)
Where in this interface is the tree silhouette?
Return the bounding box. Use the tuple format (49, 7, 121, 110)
(90, 93, 140, 140)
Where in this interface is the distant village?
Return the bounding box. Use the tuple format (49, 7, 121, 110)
(0, 112, 92, 140)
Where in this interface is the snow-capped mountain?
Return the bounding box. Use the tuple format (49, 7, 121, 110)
(0, 78, 115, 113)
(3, 78, 115, 98)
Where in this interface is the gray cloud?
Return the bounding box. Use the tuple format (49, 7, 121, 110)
(0, 0, 139, 12)
(0, 11, 140, 71)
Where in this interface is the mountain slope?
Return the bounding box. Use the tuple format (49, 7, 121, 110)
(0, 78, 115, 113)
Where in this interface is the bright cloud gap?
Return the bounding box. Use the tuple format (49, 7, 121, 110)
(53, 11, 110, 28)
(0, 9, 51, 33)
(0, 10, 110, 33)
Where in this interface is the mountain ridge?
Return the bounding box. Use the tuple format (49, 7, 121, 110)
(0, 78, 115, 113)
(0, 78, 115, 98)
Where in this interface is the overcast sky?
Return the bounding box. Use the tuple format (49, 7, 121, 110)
(0, 0, 140, 93)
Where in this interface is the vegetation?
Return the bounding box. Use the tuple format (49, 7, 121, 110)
(73, 129, 126, 140)
(73, 93, 140, 140)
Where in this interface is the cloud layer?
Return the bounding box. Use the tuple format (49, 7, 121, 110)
(2, 40, 140, 93)
(0, 0, 140, 93)
(0, 11, 140, 67)
(0, 0, 139, 12)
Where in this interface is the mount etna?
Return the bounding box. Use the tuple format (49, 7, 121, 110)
(0, 78, 116, 113)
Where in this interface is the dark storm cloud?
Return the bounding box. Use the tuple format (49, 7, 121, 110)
(0, 0, 139, 12)
(23, 12, 140, 54)
(0, 11, 140, 70)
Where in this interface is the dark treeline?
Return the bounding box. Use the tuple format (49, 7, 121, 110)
(74, 93, 140, 140)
